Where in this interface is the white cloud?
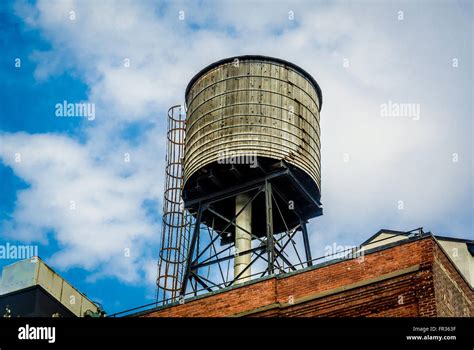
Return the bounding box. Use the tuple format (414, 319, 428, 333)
(0, 131, 161, 283)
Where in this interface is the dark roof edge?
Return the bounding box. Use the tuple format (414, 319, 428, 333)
(184, 55, 323, 111)
(0, 284, 38, 299)
(360, 229, 411, 246)
(434, 235, 474, 244)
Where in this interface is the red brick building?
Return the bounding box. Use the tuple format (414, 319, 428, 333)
(135, 231, 473, 317)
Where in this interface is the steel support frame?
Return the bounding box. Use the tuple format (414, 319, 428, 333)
(180, 170, 316, 296)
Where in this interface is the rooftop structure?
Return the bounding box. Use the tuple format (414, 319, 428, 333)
(135, 229, 474, 317)
(0, 257, 103, 317)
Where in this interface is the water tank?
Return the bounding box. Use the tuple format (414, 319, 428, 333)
(183, 55, 322, 239)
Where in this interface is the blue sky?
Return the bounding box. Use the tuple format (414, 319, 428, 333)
(0, 0, 472, 314)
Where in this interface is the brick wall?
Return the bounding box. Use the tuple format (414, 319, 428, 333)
(253, 272, 420, 317)
(433, 242, 473, 317)
(139, 236, 472, 317)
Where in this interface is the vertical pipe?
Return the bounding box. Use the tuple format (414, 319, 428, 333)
(300, 220, 313, 267)
(265, 181, 274, 274)
(234, 193, 252, 284)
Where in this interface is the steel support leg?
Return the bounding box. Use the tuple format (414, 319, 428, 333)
(180, 205, 203, 296)
(300, 220, 313, 267)
(265, 181, 274, 274)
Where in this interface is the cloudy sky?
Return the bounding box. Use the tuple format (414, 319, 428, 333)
(0, 0, 472, 314)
